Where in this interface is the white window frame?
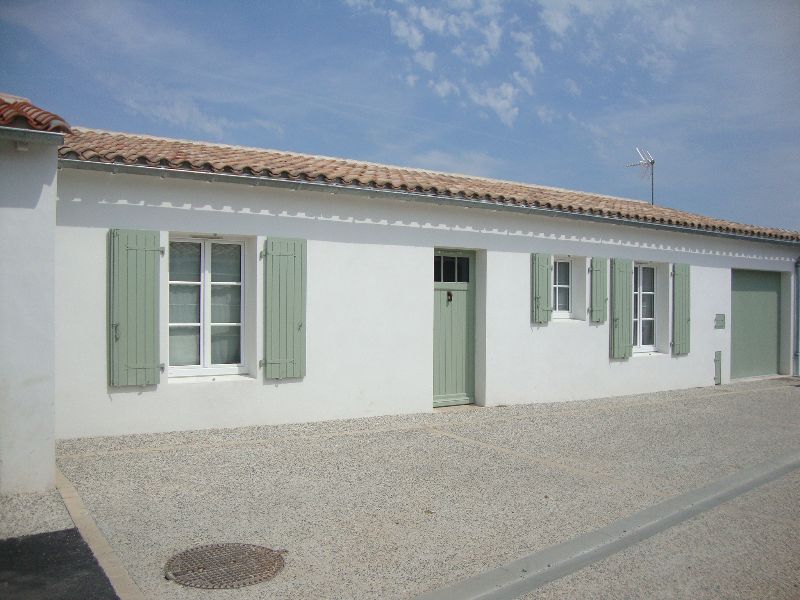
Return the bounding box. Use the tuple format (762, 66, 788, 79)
(552, 258, 572, 319)
(633, 263, 656, 352)
(168, 237, 247, 377)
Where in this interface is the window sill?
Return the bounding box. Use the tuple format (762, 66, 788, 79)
(551, 316, 585, 323)
(632, 350, 666, 357)
(168, 373, 255, 384)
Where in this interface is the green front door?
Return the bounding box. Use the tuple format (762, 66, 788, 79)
(433, 249, 475, 407)
(731, 269, 781, 379)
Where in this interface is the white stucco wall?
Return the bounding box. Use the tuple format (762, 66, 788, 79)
(56, 227, 432, 438)
(481, 255, 731, 406)
(0, 137, 58, 491)
(54, 168, 798, 438)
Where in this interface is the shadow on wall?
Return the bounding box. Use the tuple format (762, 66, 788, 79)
(55, 169, 795, 270)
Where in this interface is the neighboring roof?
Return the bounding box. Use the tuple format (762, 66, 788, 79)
(59, 127, 799, 243)
(0, 93, 71, 133)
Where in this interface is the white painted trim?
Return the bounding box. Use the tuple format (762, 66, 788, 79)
(552, 257, 573, 319)
(633, 263, 657, 352)
(167, 236, 247, 376)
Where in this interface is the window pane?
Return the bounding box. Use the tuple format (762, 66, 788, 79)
(434, 256, 442, 282)
(641, 294, 654, 318)
(556, 287, 570, 311)
(634, 295, 638, 318)
(169, 326, 200, 366)
(555, 262, 570, 285)
(169, 284, 200, 323)
(211, 325, 241, 364)
(170, 242, 201, 282)
(457, 257, 469, 283)
(211, 244, 241, 282)
(634, 267, 638, 289)
(641, 267, 655, 292)
(442, 256, 456, 282)
(211, 285, 241, 323)
(642, 320, 655, 346)
(633, 320, 638, 345)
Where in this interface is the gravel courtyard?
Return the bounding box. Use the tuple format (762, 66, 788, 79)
(53, 378, 800, 599)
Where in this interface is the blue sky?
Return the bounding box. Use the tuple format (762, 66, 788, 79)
(1, 0, 798, 230)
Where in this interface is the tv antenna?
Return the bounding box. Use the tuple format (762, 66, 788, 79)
(626, 148, 655, 205)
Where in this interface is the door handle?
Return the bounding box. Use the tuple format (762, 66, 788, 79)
(447, 291, 453, 303)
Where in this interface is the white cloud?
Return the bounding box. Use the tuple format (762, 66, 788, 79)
(564, 78, 581, 95)
(511, 30, 542, 74)
(534, 0, 698, 81)
(404, 74, 419, 87)
(408, 5, 447, 34)
(636, 48, 676, 81)
(513, 72, 534, 95)
(413, 50, 436, 71)
(468, 82, 519, 126)
(537, 0, 617, 37)
(445, 0, 474, 11)
(388, 10, 424, 50)
(649, 5, 695, 50)
(484, 20, 503, 51)
(443, 11, 477, 36)
(476, 0, 504, 18)
(251, 119, 285, 137)
(342, 0, 379, 10)
(406, 148, 504, 178)
(119, 86, 230, 138)
(1, 0, 203, 64)
(579, 30, 603, 64)
(536, 105, 557, 123)
(452, 19, 503, 66)
(340, 0, 546, 125)
(429, 78, 460, 98)
(1, 0, 241, 137)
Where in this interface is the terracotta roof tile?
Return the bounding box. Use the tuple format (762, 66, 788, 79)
(0, 93, 71, 133)
(58, 127, 800, 243)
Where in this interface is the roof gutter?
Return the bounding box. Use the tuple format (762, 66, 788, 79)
(58, 158, 800, 248)
(795, 256, 800, 376)
(0, 125, 64, 145)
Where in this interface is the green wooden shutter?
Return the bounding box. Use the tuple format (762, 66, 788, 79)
(610, 258, 633, 359)
(672, 263, 691, 356)
(590, 257, 608, 323)
(530, 253, 552, 324)
(714, 351, 722, 385)
(108, 229, 161, 387)
(264, 238, 307, 380)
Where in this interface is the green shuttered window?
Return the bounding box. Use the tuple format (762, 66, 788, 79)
(590, 257, 608, 323)
(264, 238, 307, 380)
(672, 263, 691, 356)
(168, 239, 245, 373)
(530, 253, 552, 324)
(108, 229, 161, 386)
(610, 258, 633, 359)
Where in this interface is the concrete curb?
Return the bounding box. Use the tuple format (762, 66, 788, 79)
(56, 469, 146, 600)
(415, 450, 800, 600)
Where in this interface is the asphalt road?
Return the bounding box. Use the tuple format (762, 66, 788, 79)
(51, 377, 799, 599)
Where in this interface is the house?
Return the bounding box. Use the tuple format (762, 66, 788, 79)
(1, 94, 798, 494)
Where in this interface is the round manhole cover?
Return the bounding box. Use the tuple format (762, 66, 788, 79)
(164, 543, 286, 589)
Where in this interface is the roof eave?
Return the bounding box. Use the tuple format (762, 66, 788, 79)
(57, 158, 800, 248)
(0, 125, 65, 145)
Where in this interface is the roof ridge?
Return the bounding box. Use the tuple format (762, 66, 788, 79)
(72, 126, 652, 206)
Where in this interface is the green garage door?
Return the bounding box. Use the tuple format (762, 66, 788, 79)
(731, 269, 781, 379)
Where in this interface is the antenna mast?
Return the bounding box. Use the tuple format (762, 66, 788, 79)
(626, 148, 655, 205)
